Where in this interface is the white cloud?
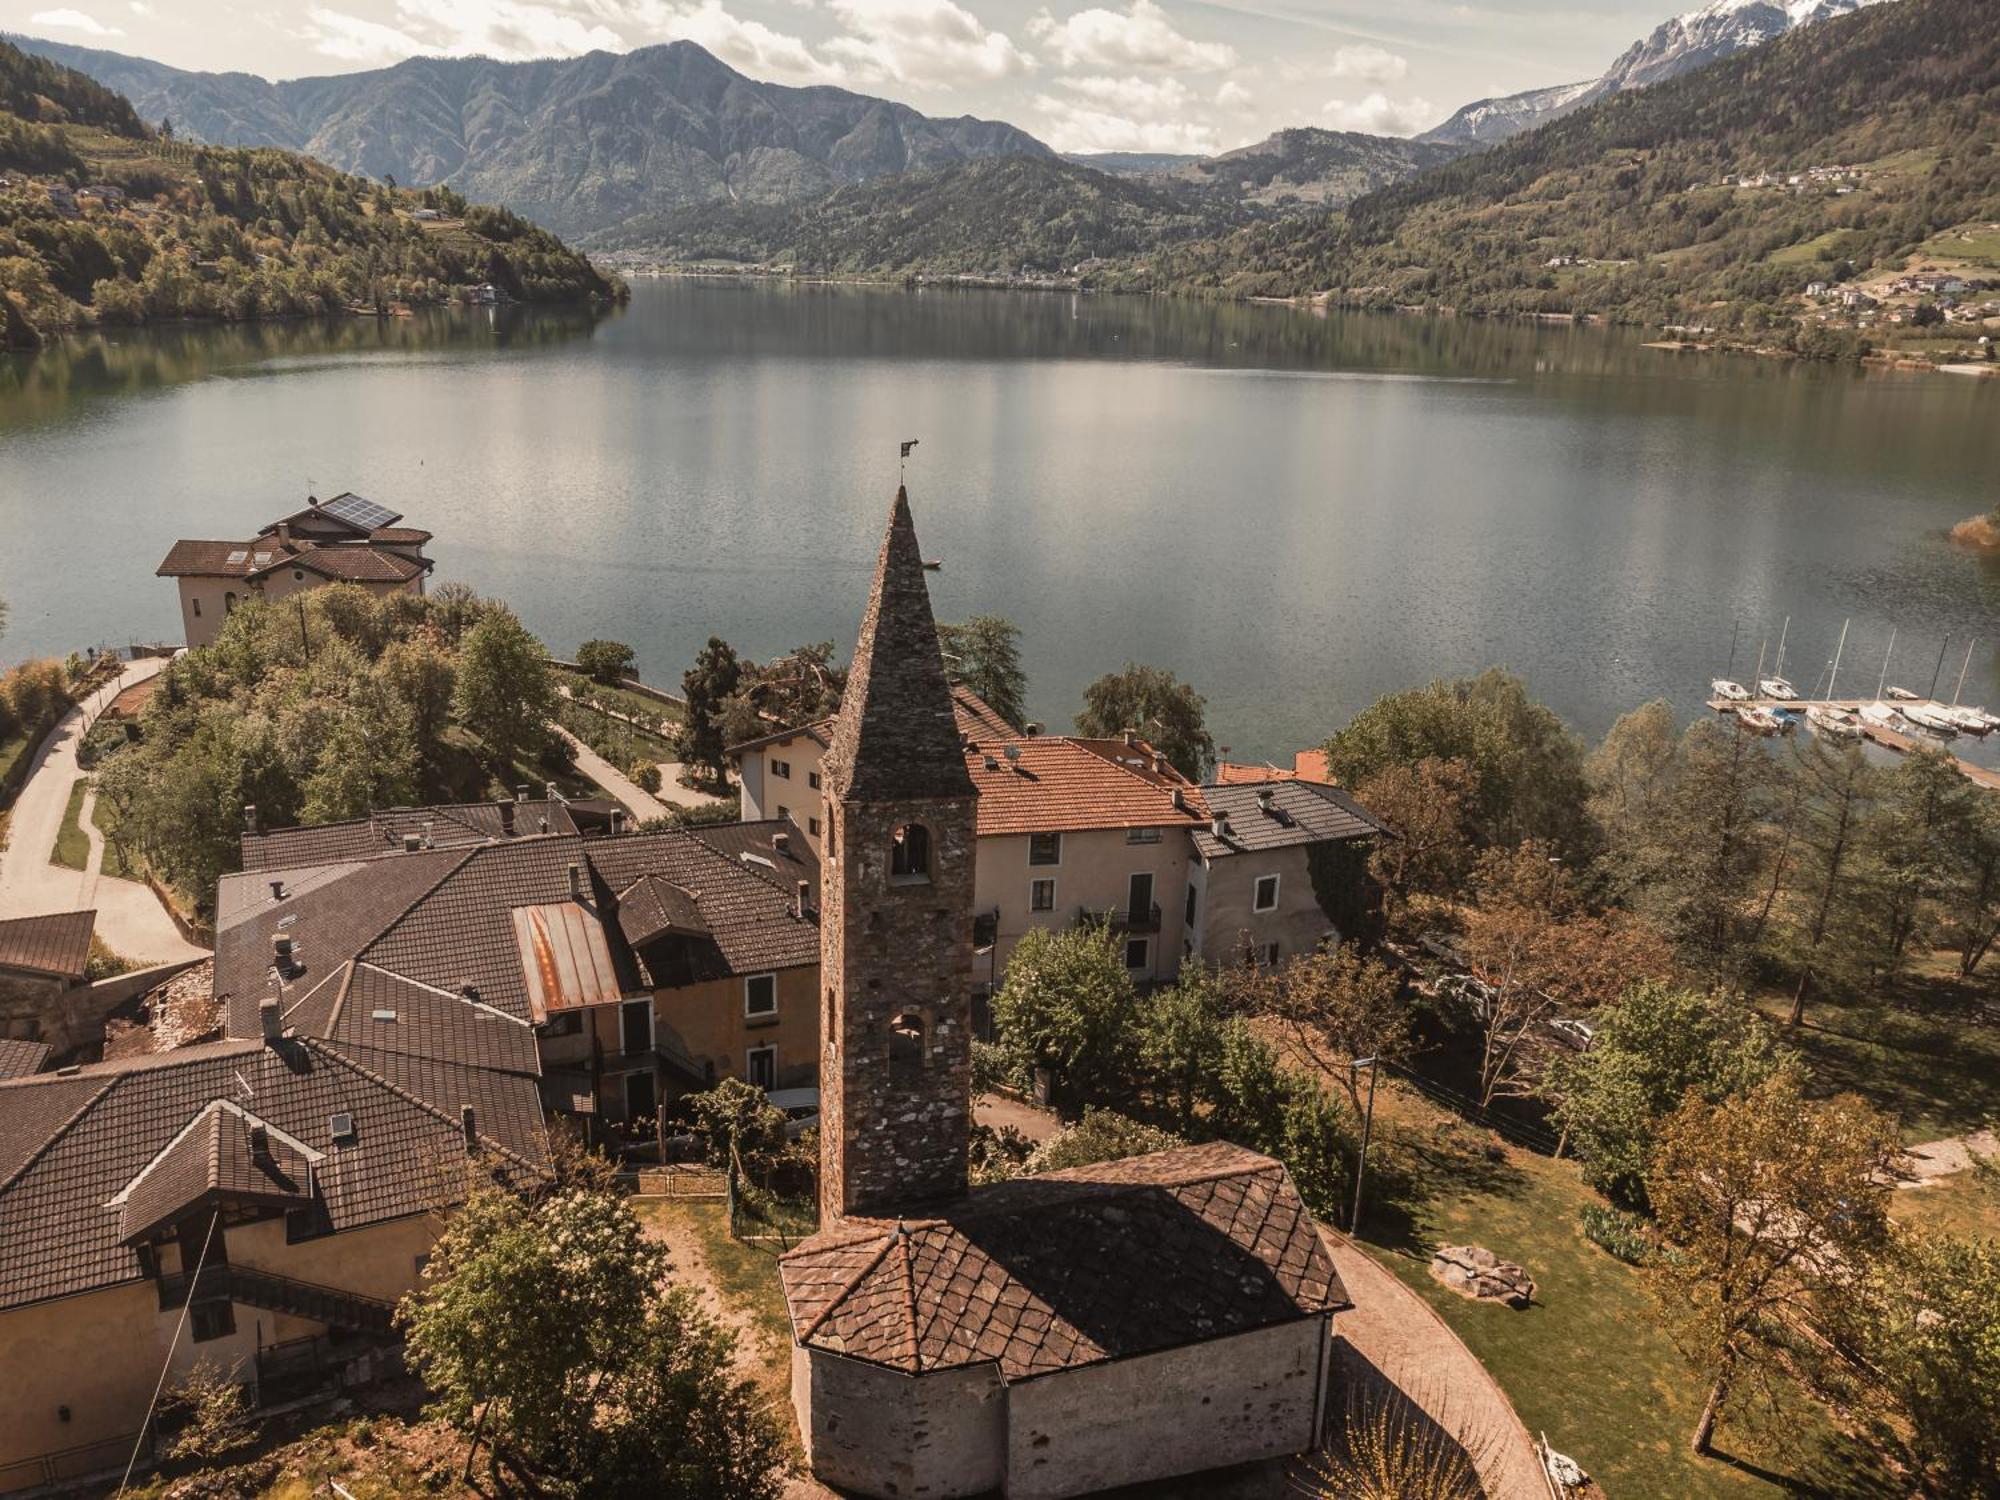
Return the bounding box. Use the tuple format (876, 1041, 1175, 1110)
(305, 0, 629, 65)
(1028, 0, 1231, 73)
(1329, 44, 1407, 84)
(654, 0, 841, 84)
(1322, 92, 1436, 136)
(128, 0, 153, 13)
(1055, 72, 1189, 113)
(1035, 94, 1216, 152)
(1215, 78, 1250, 108)
(28, 7, 124, 35)
(823, 0, 1032, 86)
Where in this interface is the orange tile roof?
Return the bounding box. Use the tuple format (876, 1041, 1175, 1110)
(1213, 749, 1335, 786)
(965, 737, 1206, 836)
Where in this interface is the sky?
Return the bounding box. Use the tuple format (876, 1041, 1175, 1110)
(1, 0, 1689, 153)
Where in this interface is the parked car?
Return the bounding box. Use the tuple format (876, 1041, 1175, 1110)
(1440, 973, 1496, 1022)
(1549, 1017, 1596, 1051)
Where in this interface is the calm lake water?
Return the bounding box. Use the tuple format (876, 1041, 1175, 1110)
(4, 279, 1998, 762)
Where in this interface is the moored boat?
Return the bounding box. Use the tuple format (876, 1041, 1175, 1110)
(1711, 679, 1750, 701)
(1898, 701, 1961, 736)
(1735, 704, 1784, 735)
(1859, 701, 1900, 730)
(1806, 705, 1862, 740)
(1886, 685, 1921, 702)
(1941, 704, 1993, 734)
(1759, 676, 1799, 700)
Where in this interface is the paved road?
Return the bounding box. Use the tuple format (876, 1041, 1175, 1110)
(1322, 1234, 1552, 1500)
(553, 726, 676, 822)
(0, 658, 208, 966)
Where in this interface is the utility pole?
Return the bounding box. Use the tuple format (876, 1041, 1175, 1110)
(1349, 1055, 1380, 1235)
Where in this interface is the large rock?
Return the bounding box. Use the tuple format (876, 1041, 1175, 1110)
(1430, 1244, 1536, 1309)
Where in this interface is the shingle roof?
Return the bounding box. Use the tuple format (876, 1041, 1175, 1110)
(965, 738, 1207, 837)
(155, 539, 258, 578)
(113, 1098, 317, 1245)
(0, 910, 96, 981)
(779, 1142, 1345, 1379)
(301, 963, 542, 1077)
(240, 801, 580, 871)
(0, 1034, 548, 1311)
(0, 1039, 50, 1079)
(1190, 780, 1389, 860)
(269, 546, 428, 584)
(823, 489, 975, 804)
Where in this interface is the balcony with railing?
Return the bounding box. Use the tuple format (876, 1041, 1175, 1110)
(1075, 903, 1162, 934)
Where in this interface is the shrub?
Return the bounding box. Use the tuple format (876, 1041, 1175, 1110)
(1580, 1203, 1655, 1265)
(628, 759, 662, 794)
(1298, 1385, 1491, 1500)
(576, 639, 637, 685)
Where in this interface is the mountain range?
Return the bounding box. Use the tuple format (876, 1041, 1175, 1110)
(1421, 0, 1895, 146)
(4, 37, 1052, 242)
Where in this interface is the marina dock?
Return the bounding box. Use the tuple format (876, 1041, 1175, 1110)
(1705, 697, 2000, 791)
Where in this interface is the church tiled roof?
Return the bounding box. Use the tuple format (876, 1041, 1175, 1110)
(779, 1142, 1347, 1379)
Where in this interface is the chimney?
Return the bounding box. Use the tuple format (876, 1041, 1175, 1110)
(1171, 788, 1186, 812)
(307, 494, 319, 508)
(422, 819, 434, 849)
(259, 995, 282, 1042)
(545, 781, 558, 802)
(401, 831, 421, 852)
(773, 829, 791, 856)
(1025, 722, 1043, 738)
(460, 1105, 477, 1151)
(271, 933, 295, 973)
(243, 803, 259, 834)
(275, 521, 290, 546)
(499, 800, 515, 835)
(268, 879, 286, 902)
(538, 817, 549, 834)
(515, 785, 530, 803)
(795, 879, 811, 919)
(1003, 744, 1022, 767)
(1151, 754, 1164, 775)
(609, 809, 625, 836)
(567, 863, 583, 901)
(1211, 814, 1229, 840)
(1122, 728, 1137, 747)
(1257, 787, 1275, 814)
(249, 1123, 271, 1159)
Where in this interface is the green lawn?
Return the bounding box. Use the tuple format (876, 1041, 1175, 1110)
(1360, 1086, 1887, 1499)
(1890, 1162, 2000, 1241)
(554, 668, 684, 728)
(52, 778, 91, 871)
(1916, 225, 2000, 267)
(1768, 229, 1847, 267)
(1749, 988, 2000, 1144)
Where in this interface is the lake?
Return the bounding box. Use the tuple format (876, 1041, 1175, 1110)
(3, 279, 1997, 764)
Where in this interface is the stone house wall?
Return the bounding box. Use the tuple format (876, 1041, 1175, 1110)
(793, 1346, 1005, 1499)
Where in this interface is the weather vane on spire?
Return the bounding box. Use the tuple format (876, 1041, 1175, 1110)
(899, 438, 919, 482)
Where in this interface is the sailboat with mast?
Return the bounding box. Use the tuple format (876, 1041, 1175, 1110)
(1758, 615, 1798, 699)
(1859, 628, 1901, 732)
(1942, 638, 1994, 734)
(1806, 620, 1861, 740)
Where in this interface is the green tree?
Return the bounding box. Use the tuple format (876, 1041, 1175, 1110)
(1022, 1108, 1183, 1174)
(1864, 747, 1977, 979)
(1241, 944, 1410, 1115)
(1546, 981, 1789, 1207)
(452, 609, 555, 770)
(939, 615, 1027, 728)
(1647, 1074, 1894, 1457)
(378, 627, 457, 759)
(677, 637, 743, 791)
(576, 639, 636, 685)
(1779, 736, 1877, 1021)
(1949, 795, 2000, 978)
(1586, 699, 1679, 849)
(1137, 971, 1228, 1135)
(1075, 663, 1213, 781)
(399, 1181, 782, 1500)
(992, 925, 1141, 1112)
(678, 1078, 788, 1167)
(1353, 755, 1479, 913)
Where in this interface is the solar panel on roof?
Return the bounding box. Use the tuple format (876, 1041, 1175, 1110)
(320, 493, 401, 530)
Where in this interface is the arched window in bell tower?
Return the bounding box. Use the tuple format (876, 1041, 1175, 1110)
(890, 823, 931, 883)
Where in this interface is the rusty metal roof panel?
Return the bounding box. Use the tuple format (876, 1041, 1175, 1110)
(511, 902, 626, 1021)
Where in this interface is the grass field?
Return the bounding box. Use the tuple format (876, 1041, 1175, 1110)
(1916, 224, 2000, 267)
(1890, 1161, 2000, 1240)
(52, 778, 90, 871)
(1358, 1084, 1887, 1500)
(1768, 229, 1848, 267)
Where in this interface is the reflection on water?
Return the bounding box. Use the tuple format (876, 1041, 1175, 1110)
(1, 279, 1996, 762)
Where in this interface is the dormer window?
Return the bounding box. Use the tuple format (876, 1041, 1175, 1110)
(891, 824, 931, 883)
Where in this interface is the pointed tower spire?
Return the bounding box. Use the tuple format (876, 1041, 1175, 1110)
(824, 488, 975, 805)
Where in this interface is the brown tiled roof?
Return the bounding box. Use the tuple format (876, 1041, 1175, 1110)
(589, 825, 820, 980)
(965, 738, 1207, 837)
(779, 1142, 1345, 1379)
(240, 801, 579, 871)
(368, 527, 432, 545)
(298, 963, 542, 1077)
(269, 546, 428, 584)
(1191, 780, 1389, 860)
(730, 687, 1013, 760)
(156, 539, 258, 578)
(114, 1098, 316, 1245)
(0, 1034, 549, 1311)
(0, 910, 96, 981)
(0, 1039, 50, 1079)
(616, 874, 707, 948)
(823, 489, 975, 804)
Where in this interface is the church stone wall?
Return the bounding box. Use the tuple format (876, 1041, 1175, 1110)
(794, 1345, 1005, 1499)
(1003, 1316, 1332, 1500)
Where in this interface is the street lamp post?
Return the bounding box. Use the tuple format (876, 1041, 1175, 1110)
(1349, 1055, 1380, 1235)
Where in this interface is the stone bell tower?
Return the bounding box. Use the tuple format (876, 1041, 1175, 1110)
(817, 487, 978, 1222)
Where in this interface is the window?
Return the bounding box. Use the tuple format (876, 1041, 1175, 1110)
(190, 1300, 236, 1343)
(1028, 832, 1062, 866)
(777, 804, 790, 821)
(891, 823, 931, 882)
(1124, 938, 1150, 972)
(1185, 885, 1198, 928)
(621, 999, 654, 1056)
(745, 973, 777, 1018)
(292, 569, 305, 581)
(1126, 826, 1162, 844)
(1253, 874, 1281, 913)
(747, 1045, 777, 1090)
(808, 770, 821, 790)
(1030, 878, 1056, 912)
(1262, 941, 1282, 969)
(888, 1013, 925, 1071)
(624, 1070, 657, 1123)
(540, 1011, 583, 1037)
(772, 759, 791, 780)
(973, 911, 999, 949)
(223, 591, 237, 613)
(191, 596, 202, 617)
(808, 816, 821, 837)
